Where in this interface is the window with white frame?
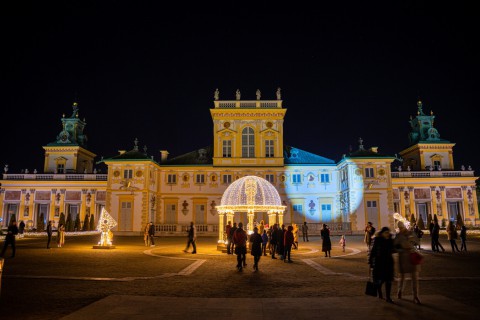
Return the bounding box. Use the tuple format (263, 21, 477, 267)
(265, 174, 275, 183)
(57, 163, 65, 173)
(124, 169, 133, 179)
(365, 168, 374, 178)
(265, 140, 274, 158)
(222, 140, 232, 158)
(320, 173, 330, 183)
(292, 174, 302, 184)
(195, 174, 205, 184)
(222, 174, 232, 184)
(167, 174, 177, 184)
(242, 127, 255, 158)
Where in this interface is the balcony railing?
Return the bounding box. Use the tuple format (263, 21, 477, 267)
(391, 170, 474, 178)
(214, 100, 282, 109)
(2, 173, 108, 181)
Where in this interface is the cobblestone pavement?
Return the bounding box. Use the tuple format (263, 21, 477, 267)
(0, 234, 479, 319)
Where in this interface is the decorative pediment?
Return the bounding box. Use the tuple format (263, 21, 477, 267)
(260, 127, 279, 135)
(54, 156, 68, 161)
(217, 128, 237, 136)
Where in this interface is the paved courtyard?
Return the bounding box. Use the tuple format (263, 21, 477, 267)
(0, 233, 479, 319)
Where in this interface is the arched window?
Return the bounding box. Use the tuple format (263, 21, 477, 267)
(242, 127, 255, 158)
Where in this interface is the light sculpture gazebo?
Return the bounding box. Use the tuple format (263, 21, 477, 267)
(216, 175, 286, 244)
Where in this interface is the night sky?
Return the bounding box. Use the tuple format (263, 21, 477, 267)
(1, 1, 478, 174)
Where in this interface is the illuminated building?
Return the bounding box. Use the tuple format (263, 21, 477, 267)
(0, 93, 478, 233)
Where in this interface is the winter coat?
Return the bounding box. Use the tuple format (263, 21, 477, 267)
(276, 228, 285, 253)
(460, 226, 467, 241)
(233, 228, 247, 247)
(250, 232, 263, 256)
(394, 230, 419, 274)
(148, 224, 155, 236)
(225, 225, 232, 239)
(284, 229, 294, 247)
(292, 224, 299, 242)
(432, 223, 440, 239)
(321, 228, 332, 252)
(188, 225, 196, 240)
(447, 224, 458, 241)
(261, 232, 268, 245)
(369, 236, 395, 282)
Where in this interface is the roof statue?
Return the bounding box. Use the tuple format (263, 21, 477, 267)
(358, 137, 364, 151)
(71, 101, 79, 118)
(417, 100, 425, 116)
(256, 89, 261, 100)
(276, 87, 281, 100)
(133, 138, 139, 151)
(236, 89, 241, 100)
(214, 88, 219, 100)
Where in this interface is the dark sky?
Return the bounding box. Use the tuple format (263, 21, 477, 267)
(1, 1, 478, 174)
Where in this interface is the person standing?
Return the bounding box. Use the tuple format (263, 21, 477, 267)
(228, 222, 237, 255)
(301, 221, 309, 242)
(321, 224, 332, 257)
(225, 221, 232, 254)
(429, 218, 435, 251)
(394, 221, 421, 304)
(148, 222, 156, 247)
(284, 225, 294, 263)
(46, 221, 53, 249)
(460, 225, 467, 252)
(292, 223, 299, 249)
(19, 220, 25, 235)
(276, 224, 286, 260)
(413, 224, 424, 250)
(183, 222, 197, 254)
(233, 222, 247, 271)
(339, 234, 346, 252)
(143, 222, 150, 246)
(364, 222, 376, 252)
(57, 223, 65, 247)
(431, 219, 445, 252)
(270, 224, 278, 259)
(249, 227, 263, 271)
(1, 221, 19, 258)
(261, 229, 268, 256)
(369, 227, 395, 303)
(258, 220, 265, 238)
(446, 221, 460, 253)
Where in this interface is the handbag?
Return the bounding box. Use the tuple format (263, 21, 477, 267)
(410, 251, 423, 265)
(365, 269, 377, 297)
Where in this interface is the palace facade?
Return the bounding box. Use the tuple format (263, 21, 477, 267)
(1, 94, 478, 234)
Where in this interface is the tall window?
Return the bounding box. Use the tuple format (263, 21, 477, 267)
(265, 140, 274, 157)
(124, 169, 133, 179)
(265, 174, 275, 183)
(292, 174, 302, 184)
(167, 174, 177, 184)
(365, 168, 374, 178)
(195, 174, 205, 184)
(222, 174, 232, 184)
(222, 140, 232, 158)
(57, 163, 65, 173)
(320, 173, 330, 183)
(242, 127, 255, 158)
(433, 160, 441, 170)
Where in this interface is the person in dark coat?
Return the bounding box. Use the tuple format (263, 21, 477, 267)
(183, 222, 197, 254)
(225, 221, 232, 254)
(283, 225, 294, 263)
(46, 220, 53, 249)
(321, 224, 332, 257)
(249, 227, 263, 271)
(460, 225, 467, 252)
(446, 221, 460, 253)
(1, 221, 19, 258)
(228, 222, 237, 255)
(369, 227, 395, 303)
(233, 222, 247, 271)
(276, 224, 285, 260)
(431, 220, 444, 252)
(270, 224, 278, 259)
(261, 229, 268, 256)
(148, 222, 156, 247)
(19, 220, 25, 234)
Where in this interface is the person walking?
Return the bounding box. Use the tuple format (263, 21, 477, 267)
(183, 221, 197, 254)
(57, 223, 65, 247)
(364, 222, 376, 252)
(148, 222, 156, 247)
(1, 221, 19, 258)
(249, 227, 263, 272)
(413, 224, 424, 250)
(228, 222, 237, 255)
(429, 218, 435, 251)
(292, 223, 299, 249)
(321, 224, 332, 257)
(339, 234, 346, 252)
(369, 227, 395, 303)
(143, 222, 150, 246)
(301, 221, 309, 242)
(446, 221, 460, 253)
(225, 221, 232, 254)
(261, 229, 268, 256)
(276, 224, 286, 260)
(394, 221, 421, 304)
(46, 220, 53, 249)
(270, 224, 278, 259)
(460, 225, 467, 252)
(284, 225, 294, 263)
(431, 219, 445, 252)
(19, 220, 25, 235)
(233, 222, 247, 271)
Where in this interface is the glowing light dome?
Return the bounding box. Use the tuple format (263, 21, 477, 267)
(217, 175, 285, 212)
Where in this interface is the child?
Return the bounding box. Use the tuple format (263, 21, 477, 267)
(339, 234, 346, 252)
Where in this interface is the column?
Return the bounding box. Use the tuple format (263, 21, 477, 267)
(218, 211, 225, 243)
(439, 186, 447, 220)
(50, 189, 57, 223)
(399, 187, 406, 217)
(408, 187, 415, 218)
(226, 212, 234, 228)
(268, 210, 276, 226)
(471, 187, 479, 225)
(81, 189, 88, 229)
(461, 186, 469, 223)
(247, 210, 254, 233)
(90, 189, 96, 229)
(19, 189, 27, 224)
(278, 211, 284, 226)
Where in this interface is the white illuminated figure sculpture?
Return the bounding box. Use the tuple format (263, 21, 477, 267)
(393, 212, 411, 232)
(94, 208, 117, 248)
